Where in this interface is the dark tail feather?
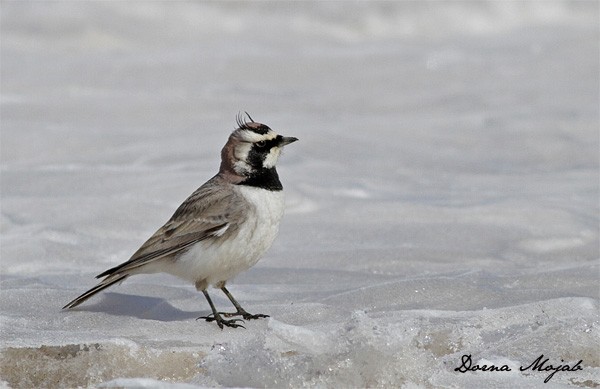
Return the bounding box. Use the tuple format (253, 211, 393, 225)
(62, 274, 128, 310)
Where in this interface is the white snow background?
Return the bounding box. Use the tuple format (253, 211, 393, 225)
(1, 1, 599, 388)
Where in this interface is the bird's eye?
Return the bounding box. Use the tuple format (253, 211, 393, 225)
(256, 141, 267, 148)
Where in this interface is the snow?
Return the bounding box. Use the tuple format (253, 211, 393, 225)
(1, 1, 599, 388)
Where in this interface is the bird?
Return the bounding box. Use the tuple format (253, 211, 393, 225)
(63, 113, 298, 329)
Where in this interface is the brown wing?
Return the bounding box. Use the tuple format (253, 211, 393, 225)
(96, 175, 246, 278)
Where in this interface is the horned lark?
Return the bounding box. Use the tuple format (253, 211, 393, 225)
(63, 113, 298, 329)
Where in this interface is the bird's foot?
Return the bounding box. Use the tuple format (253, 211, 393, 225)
(197, 314, 245, 329)
(222, 310, 270, 321)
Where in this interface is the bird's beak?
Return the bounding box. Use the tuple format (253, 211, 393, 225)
(280, 136, 298, 146)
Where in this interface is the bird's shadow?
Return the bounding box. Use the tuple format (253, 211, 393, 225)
(68, 292, 207, 322)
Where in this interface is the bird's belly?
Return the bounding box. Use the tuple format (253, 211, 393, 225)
(171, 188, 285, 287)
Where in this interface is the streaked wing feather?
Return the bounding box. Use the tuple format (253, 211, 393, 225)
(97, 176, 246, 278)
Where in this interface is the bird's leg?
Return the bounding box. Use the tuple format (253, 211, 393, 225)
(220, 286, 269, 320)
(197, 290, 245, 329)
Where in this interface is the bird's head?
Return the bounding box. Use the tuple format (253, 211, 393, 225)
(219, 113, 298, 182)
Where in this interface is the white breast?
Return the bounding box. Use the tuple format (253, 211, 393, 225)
(171, 186, 285, 287)
(234, 186, 285, 268)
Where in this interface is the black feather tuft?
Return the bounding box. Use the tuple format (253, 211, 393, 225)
(236, 112, 254, 131)
(235, 112, 271, 135)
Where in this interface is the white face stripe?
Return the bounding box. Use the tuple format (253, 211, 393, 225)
(234, 142, 251, 161)
(230, 127, 284, 173)
(237, 129, 278, 143)
(262, 147, 281, 168)
(233, 142, 252, 174)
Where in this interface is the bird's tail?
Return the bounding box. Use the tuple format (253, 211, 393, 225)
(62, 274, 128, 310)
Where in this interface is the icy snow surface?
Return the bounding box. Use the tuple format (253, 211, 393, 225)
(1, 2, 599, 388)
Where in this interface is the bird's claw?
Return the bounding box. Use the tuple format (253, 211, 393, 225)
(198, 312, 231, 321)
(219, 311, 269, 320)
(197, 314, 246, 329)
(242, 313, 270, 320)
(202, 311, 269, 320)
(217, 318, 245, 329)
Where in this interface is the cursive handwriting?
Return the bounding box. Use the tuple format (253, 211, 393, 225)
(455, 354, 584, 383)
(520, 354, 583, 383)
(454, 354, 511, 373)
